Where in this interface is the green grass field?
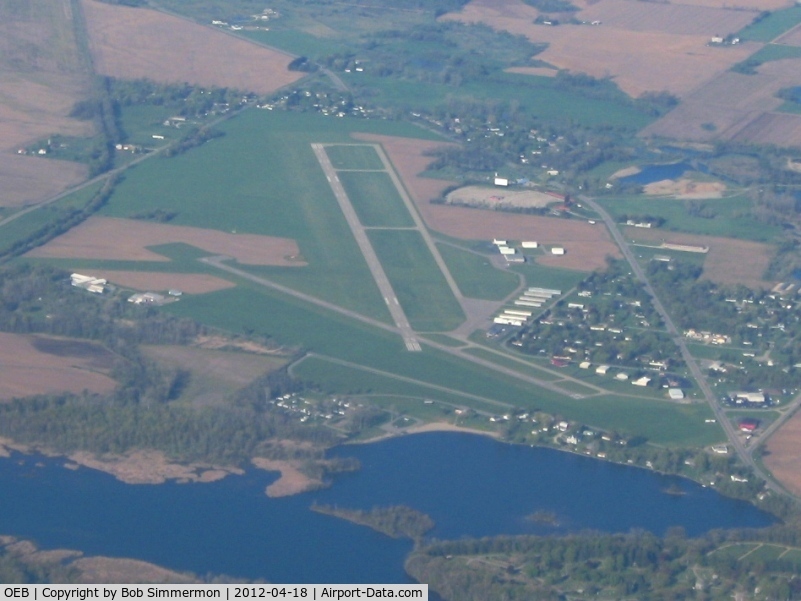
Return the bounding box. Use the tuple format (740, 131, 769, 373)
(368, 229, 465, 331)
(97, 110, 443, 320)
(737, 6, 801, 42)
(337, 171, 415, 228)
(436, 243, 520, 300)
(325, 144, 385, 170)
(510, 261, 586, 293)
(748, 43, 801, 64)
(344, 73, 653, 130)
(597, 194, 781, 242)
(463, 347, 564, 382)
(119, 105, 178, 147)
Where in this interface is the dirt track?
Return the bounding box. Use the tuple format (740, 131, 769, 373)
(86, 270, 235, 294)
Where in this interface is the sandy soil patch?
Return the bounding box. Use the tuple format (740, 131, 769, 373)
(0, 333, 117, 401)
(81, 0, 303, 95)
(72, 556, 198, 584)
(764, 409, 801, 497)
(442, 0, 760, 97)
(446, 185, 558, 209)
(625, 227, 775, 289)
(609, 166, 641, 179)
(193, 334, 285, 355)
(643, 178, 727, 199)
(89, 270, 235, 294)
(27, 216, 305, 266)
(67, 449, 242, 484)
(505, 66, 558, 77)
(403, 421, 501, 438)
(252, 457, 322, 497)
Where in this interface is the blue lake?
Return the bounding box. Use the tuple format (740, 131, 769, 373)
(0, 432, 774, 584)
(622, 162, 695, 185)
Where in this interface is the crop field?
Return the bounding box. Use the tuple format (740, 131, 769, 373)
(89, 271, 235, 295)
(672, 0, 791, 8)
(436, 243, 519, 300)
(598, 194, 782, 242)
(337, 171, 415, 228)
(763, 407, 801, 497)
(0, 333, 117, 400)
(624, 227, 775, 289)
(0, 0, 94, 207)
(737, 5, 801, 42)
(577, 0, 754, 37)
(143, 345, 286, 406)
(640, 58, 801, 145)
(442, 0, 760, 97)
(27, 216, 304, 266)
(325, 145, 385, 170)
(748, 43, 801, 63)
(369, 229, 465, 331)
(731, 111, 801, 147)
(81, 0, 303, 95)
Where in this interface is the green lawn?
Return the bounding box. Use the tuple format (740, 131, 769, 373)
(368, 229, 465, 331)
(436, 243, 520, 300)
(597, 193, 781, 242)
(737, 6, 801, 42)
(119, 105, 178, 147)
(338, 171, 414, 228)
(463, 347, 564, 382)
(325, 144, 385, 170)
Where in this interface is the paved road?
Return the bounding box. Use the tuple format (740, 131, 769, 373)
(311, 143, 421, 351)
(582, 196, 783, 492)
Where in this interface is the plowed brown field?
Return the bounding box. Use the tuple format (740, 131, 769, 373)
(625, 227, 775, 289)
(87, 271, 235, 294)
(442, 0, 759, 97)
(764, 409, 801, 497)
(0, 333, 117, 400)
(27, 217, 305, 266)
(81, 0, 303, 95)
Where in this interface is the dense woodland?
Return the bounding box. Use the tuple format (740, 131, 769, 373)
(0, 265, 353, 473)
(311, 504, 435, 543)
(407, 526, 801, 601)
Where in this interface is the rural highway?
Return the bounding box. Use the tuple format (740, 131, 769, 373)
(311, 143, 421, 351)
(581, 196, 784, 493)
